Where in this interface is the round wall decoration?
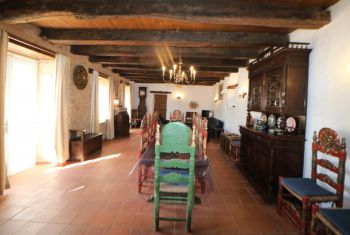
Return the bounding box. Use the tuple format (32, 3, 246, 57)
(73, 65, 88, 89)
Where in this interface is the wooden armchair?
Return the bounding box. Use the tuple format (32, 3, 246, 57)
(277, 128, 347, 234)
(170, 109, 184, 122)
(154, 122, 196, 232)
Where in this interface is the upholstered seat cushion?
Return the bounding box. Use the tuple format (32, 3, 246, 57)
(159, 169, 189, 193)
(319, 209, 350, 235)
(282, 178, 335, 197)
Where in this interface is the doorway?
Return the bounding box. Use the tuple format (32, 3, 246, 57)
(154, 94, 167, 120)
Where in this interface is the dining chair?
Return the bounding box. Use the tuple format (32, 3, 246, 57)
(277, 128, 347, 234)
(154, 122, 196, 232)
(310, 204, 350, 235)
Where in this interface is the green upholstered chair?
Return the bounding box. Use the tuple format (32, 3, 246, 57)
(154, 122, 196, 232)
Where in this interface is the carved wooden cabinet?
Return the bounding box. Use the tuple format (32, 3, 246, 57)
(240, 126, 305, 198)
(248, 47, 310, 115)
(241, 45, 310, 199)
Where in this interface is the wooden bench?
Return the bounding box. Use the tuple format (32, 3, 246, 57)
(69, 129, 103, 161)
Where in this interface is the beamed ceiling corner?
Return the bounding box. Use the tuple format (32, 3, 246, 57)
(0, 0, 338, 85)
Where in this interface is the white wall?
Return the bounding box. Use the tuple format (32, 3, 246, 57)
(213, 69, 249, 134)
(290, 0, 350, 207)
(132, 83, 214, 119)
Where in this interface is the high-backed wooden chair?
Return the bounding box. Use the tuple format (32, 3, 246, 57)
(170, 109, 184, 122)
(277, 128, 347, 234)
(154, 122, 196, 232)
(137, 112, 159, 193)
(311, 205, 350, 235)
(137, 115, 151, 192)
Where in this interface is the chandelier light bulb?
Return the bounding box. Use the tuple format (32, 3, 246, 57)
(173, 64, 177, 70)
(162, 66, 166, 76)
(190, 66, 193, 72)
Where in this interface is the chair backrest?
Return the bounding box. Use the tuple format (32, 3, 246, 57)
(155, 122, 196, 187)
(311, 128, 347, 202)
(161, 122, 191, 150)
(192, 115, 208, 159)
(170, 110, 183, 121)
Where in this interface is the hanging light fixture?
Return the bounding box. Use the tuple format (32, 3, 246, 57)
(161, 49, 196, 84)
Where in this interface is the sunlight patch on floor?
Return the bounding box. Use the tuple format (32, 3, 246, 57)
(44, 153, 122, 173)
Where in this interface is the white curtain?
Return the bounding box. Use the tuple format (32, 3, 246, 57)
(54, 54, 70, 164)
(0, 30, 10, 194)
(90, 70, 99, 133)
(106, 78, 115, 139)
(119, 81, 125, 107)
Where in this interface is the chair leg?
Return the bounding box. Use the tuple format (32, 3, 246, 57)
(200, 180, 206, 194)
(301, 196, 310, 235)
(310, 204, 319, 235)
(154, 196, 160, 231)
(185, 203, 193, 232)
(138, 166, 142, 193)
(277, 176, 283, 216)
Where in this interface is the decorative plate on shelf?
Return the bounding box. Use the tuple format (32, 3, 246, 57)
(286, 117, 297, 133)
(73, 65, 88, 90)
(267, 114, 276, 129)
(276, 116, 285, 130)
(261, 113, 267, 123)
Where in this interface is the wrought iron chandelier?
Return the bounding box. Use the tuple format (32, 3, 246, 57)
(161, 51, 196, 84)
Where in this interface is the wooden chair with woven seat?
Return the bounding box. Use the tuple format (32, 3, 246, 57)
(277, 128, 347, 235)
(154, 122, 196, 232)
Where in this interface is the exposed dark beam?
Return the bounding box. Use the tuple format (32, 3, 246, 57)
(131, 80, 216, 86)
(107, 65, 239, 73)
(71, 46, 259, 59)
(116, 71, 229, 78)
(41, 29, 288, 48)
(122, 76, 223, 83)
(90, 56, 249, 67)
(0, 0, 330, 29)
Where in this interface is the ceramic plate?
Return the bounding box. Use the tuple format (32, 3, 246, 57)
(261, 113, 267, 122)
(268, 114, 276, 128)
(286, 117, 296, 132)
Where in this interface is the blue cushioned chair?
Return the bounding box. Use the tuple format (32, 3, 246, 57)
(277, 128, 347, 235)
(311, 205, 350, 235)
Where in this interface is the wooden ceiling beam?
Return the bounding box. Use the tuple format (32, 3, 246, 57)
(71, 46, 259, 59)
(130, 80, 216, 86)
(90, 56, 249, 67)
(116, 71, 229, 78)
(122, 75, 224, 82)
(106, 65, 239, 73)
(0, 0, 330, 29)
(41, 29, 288, 48)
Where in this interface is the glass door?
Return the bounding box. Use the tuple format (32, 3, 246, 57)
(5, 54, 38, 175)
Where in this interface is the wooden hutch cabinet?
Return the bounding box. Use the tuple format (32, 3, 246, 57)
(240, 44, 311, 200)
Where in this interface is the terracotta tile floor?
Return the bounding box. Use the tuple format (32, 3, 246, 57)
(0, 130, 297, 235)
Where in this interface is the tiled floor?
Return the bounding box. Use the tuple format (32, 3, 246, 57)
(0, 130, 297, 235)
